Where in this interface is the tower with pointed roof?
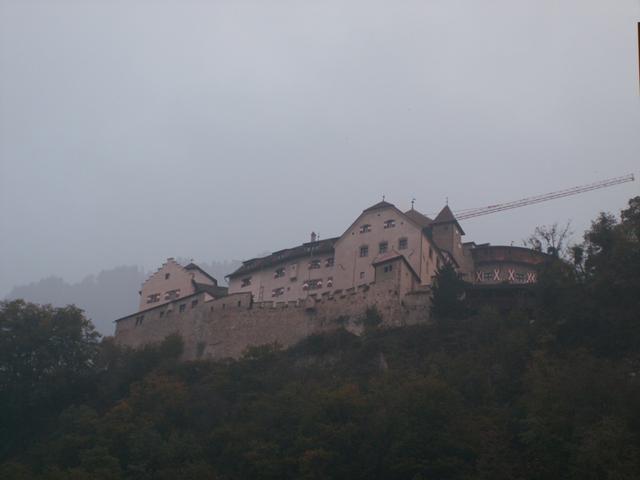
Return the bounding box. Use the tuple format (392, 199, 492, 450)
(429, 205, 467, 272)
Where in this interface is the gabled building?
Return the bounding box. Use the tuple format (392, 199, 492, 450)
(139, 258, 227, 310)
(226, 199, 549, 303)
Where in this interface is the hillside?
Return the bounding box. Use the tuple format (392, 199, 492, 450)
(1, 198, 639, 480)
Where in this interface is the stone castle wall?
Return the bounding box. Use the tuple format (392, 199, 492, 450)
(114, 278, 432, 361)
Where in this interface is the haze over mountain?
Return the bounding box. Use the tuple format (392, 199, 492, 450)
(1, 0, 638, 303)
(4, 260, 242, 335)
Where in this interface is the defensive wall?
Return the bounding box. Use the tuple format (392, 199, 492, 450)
(114, 276, 432, 361)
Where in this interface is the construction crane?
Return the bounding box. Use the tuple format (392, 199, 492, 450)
(452, 174, 635, 220)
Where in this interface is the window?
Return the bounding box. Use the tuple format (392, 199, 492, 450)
(325, 257, 335, 267)
(305, 279, 323, 290)
(515, 272, 526, 283)
(359, 224, 371, 233)
(164, 289, 180, 300)
(165, 273, 170, 280)
(272, 287, 285, 297)
(191, 299, 198, 308)
(379, 241, 388, 254)
(179, 304, 186, 313)
(359, 245, 369, 257)
(383, 219, 396, 229)
(241, 277, 252, 287)
(383, 264, 393, 273)
(359, 271, 365, 279)
(398, 238, 408, 250)
(274, 267, 285, 278)
(309, 259, 321, 269)
(135, 315, 144, 326)
(146, 293, 160, 304)
(483, 272, 493, 281)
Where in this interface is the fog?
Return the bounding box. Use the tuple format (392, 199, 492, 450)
(1, 0, 639, 304)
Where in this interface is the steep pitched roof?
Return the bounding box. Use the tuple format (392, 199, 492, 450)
(184, 262, 218, 285)
(363, 200, 395, 213)
(404, 209, 433, 228)
(432, 205, 465, 235)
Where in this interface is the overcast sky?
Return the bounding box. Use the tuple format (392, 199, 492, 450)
(1, 0, 639, 297)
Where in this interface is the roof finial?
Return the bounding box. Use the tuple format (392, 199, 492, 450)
(382, 194, 386, 202)
(411, 198, 416, 210)
(446, 196, 449, 206)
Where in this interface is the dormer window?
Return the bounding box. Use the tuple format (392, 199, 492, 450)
(359, 224, 371, 233)
(383, 219, 396, 229)
(241, 277, 252, 287)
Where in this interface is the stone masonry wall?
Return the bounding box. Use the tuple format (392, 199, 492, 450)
(115, 278, 432, 361)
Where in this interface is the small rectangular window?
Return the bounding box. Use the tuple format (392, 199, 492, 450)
(359, 271, 365, 279)
(359, 246, 369, 257)
(515, 272, 526, 282)
(241, 277, 252, 287)
(274, 268, 285, 278)
(398, 238, 408, 250)
(179, 304, 186, 313)
(165, 273, 170, 280)
(272, 287, 285, 297)
(164, 289, 180, 300)
(309, 259, 321, 269)
(325, 257, 335, 267)
(379, 241, 388, 254)
(383, 219, 396, 229)
(383, 264, 393, 273)
(191, 299, 198, 308)
(135, 315, 144, 326)
(359, 224, 371, 233)
(483, 272, 493, 281)
(146, 293, 160, 304)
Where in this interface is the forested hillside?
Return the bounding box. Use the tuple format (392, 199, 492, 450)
(1, 198, 639, 480)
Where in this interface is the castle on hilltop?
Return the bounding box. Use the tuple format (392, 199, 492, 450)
(114, 200, 549, 360)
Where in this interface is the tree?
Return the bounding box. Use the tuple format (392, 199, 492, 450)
(0, 300, 100, 459)
(430, 262, 468, 321)
(524, 221, 573, 258)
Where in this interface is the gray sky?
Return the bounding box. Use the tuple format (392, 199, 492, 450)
(1, 0, 639, 297)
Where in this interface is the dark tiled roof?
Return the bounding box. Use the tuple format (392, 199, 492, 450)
(433, 205, 456, 223)
(227, 237, 338, 278)
(404, 209, 433, 228)
(363, 200, 395, 212)
(432, 205, 465, 235)
(184, 263, 218, 285)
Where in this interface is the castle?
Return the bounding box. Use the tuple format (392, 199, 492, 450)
(114, 200, 549, 360)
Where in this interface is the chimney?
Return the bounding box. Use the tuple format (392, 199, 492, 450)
(310, 231, 317, 243)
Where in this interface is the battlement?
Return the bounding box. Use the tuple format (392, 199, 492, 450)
(114, 278, 432, 360)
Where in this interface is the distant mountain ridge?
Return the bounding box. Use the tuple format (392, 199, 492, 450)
(5, 260, 242, 335)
